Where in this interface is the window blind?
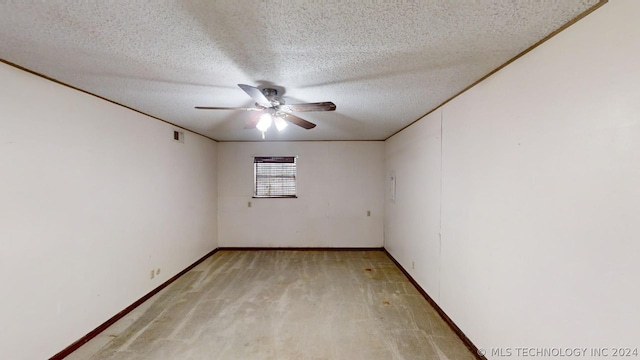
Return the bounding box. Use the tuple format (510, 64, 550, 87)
(254, 156, 297, 198)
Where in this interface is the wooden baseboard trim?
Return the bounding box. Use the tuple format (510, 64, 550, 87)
(383, 249, 486, 360)
(218, 246, 384, 251)
(49, 248, 219, 360)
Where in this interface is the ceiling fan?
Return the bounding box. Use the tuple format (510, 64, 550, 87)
(195, 84, 336, 138)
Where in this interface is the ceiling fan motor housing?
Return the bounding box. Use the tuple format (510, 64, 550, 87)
(260, 88, 283, 107)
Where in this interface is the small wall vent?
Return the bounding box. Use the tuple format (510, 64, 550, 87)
(173, 130, 184, 143)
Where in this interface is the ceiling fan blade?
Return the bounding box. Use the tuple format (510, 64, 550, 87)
(282, 113, 316, 129)
(279, 102, 336, 112)
(238, 84, 271, 108)
(194, 106, 262, 111)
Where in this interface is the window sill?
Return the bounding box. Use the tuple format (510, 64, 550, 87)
(252, 195, 298, 199)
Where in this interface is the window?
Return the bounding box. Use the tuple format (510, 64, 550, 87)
(254, 156, 297, 198)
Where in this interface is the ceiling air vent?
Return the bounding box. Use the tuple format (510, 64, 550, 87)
(173, 130, 184, 143)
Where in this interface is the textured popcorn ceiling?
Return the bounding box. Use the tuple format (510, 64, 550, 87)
(0, 0, 604, 141)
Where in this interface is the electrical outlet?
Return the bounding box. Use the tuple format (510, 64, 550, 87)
(156, 268, 161, 275)
(150, 270, 155, 279)
(248, 201, 252, 208)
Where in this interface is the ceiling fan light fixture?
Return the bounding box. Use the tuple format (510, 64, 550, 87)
(256, 113, 273, 132)
(195, 84, 333, 135)
(274, 116, 288, 131)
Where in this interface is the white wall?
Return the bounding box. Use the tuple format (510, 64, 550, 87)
(384, 109, 442, 299)
(0, 63, 218, 360)
(385, 0, 640, 358)
(218, 141, 384, 248)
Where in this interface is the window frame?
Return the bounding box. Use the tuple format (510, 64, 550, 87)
(252, 156, 298, 199)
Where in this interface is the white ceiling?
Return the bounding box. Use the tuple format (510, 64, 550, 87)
(0, 0, 603, 141)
